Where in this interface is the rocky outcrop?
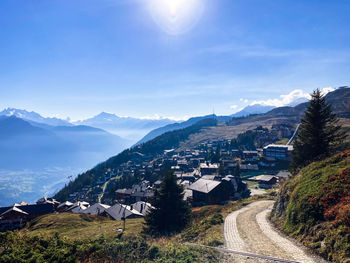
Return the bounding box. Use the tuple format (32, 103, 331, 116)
(271, 187, 290, 218)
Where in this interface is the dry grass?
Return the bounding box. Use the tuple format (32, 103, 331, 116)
(19, 213, 143, 241)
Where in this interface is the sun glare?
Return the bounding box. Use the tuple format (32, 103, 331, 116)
(149, 0, 204, 35)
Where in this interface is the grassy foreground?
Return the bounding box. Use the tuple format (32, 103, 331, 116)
(0, 194, 274, 262)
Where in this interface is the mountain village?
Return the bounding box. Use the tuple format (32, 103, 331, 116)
(0, 123, 296, 232)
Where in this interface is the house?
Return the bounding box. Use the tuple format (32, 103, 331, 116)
(36, 197, 60, 209)
(116, 188, 133, 203)
(0, 203, 56, 232)
(258, 156, 276, 167)
(188, 179, 231, 205)
(57, 201, 73, 212)
(275, 170, 292, 182)
(242, 151, 258, 162)
(153, 180, 162, 189)
(102, 203, 143, 220)
(200, 163, 219, 175)
(130, 201, 153, 215)
(83, 203, 110, 215)
(130, 190, 154, 203)
(239, 164, 259, 171)
(263, 144, 293, 161)
(255, 175, 278, 189)
(66, 201, 90, 213)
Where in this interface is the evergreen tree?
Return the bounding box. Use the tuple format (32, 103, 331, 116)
(291, 89, 344, 171)
(144, 171, 191, 235)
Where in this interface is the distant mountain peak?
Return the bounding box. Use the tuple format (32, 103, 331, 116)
(231, 104, 276, 117)
(0, 108, 72, 127)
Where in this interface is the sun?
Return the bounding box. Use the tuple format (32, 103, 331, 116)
(149, 0, 204, 35)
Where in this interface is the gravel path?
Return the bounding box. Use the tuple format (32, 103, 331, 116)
(223, 200, 326, 263)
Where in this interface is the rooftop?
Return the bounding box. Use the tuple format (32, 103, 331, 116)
(188, 179, 221, 193)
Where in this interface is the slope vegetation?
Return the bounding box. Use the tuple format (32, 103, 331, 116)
(54, 118, 217, 202)
(272, 151, 350, 263)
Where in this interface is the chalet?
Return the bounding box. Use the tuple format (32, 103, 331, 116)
(242, 151, 258, 162)
(200, 163, 219, 175)
(102, 203, 143, 220)
(275, 170, 292, 182)
(0, 203, 56, 232)
(258, 156, 276, 167)
(153, 180, 162, 189)
(83, 203, 110, 215)
(239, 164, 259, 171)
(263, 144, 293, 161)
(130, 190, 154, 203)
(189, 179, 231, 205)
(130, 201, 153, 215)
(57, 201, 73, 212)
(116, 188, 133, 203)
(254, 175, 278, 189)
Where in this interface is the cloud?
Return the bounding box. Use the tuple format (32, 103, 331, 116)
(139, 114, 188, 121)
(230, 105, 238, 109)
(239, 98, 249, 103)
(320, 87, 335, 95)
(250, 87, 335, 107)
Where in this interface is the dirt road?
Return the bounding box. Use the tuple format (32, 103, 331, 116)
(222, 200, 327, 263)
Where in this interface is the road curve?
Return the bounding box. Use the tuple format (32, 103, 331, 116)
(223, 200, 322, 263)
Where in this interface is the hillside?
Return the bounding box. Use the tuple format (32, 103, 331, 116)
(271, 151, 350, 263)
(137, 87, 350, 147)
(54, 118, 217, 202)
(136, 115, 231, 145)
(177, 87, 350, 149)
(0, 212, 218, 263)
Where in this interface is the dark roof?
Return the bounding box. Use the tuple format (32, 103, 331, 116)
(131, 191, 154, 198)
(256, 175, 277, 182)
(189, 179, 221, 194)
(0, 203, 55, 216)
(116, 188, 133, 195)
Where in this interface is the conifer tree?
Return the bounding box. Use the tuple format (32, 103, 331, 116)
(144, 171, 191, 235)
(291, 89, 344, 171)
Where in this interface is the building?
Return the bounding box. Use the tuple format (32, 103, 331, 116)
(242, 151, 258, 162)
(200, 163, 219, 175)
(102, 203, 143, 220)
(0, 203, 56, 232)
(189, 179, 231, 205)
(254, 175, 278, 189)
(239, 163, 259, 171)
(263, 144, 293, 161)
(83, 203, 110, 215)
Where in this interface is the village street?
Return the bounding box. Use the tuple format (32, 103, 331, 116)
(222, 200, 328, 263)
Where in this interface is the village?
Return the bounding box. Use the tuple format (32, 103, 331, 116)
(0, 125, 295, 232)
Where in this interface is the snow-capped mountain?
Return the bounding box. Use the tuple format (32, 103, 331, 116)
(0, 108, 72, 126)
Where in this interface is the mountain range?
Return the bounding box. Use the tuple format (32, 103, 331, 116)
(54, 87, 350, 204)
(74, 112, 176, 141)
(0, 115, 130, 206)
(3, 86, 349, 206)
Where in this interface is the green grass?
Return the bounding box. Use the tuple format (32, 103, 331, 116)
(20, 213, 143, 241)
(2, 192, 275, 262)
(272, 151, 350, 263)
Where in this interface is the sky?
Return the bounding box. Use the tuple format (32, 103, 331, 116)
(1, 0, 350, 121)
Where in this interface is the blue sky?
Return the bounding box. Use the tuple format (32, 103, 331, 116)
(1, 0, 350, 120)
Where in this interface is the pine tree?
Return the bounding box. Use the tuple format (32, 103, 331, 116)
(144, 171, 191, 235)
(291, 89, 344, 171)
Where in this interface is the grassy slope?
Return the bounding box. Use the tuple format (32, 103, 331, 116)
(272, 151, 350, 263)
(0, 194, 274, 263)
